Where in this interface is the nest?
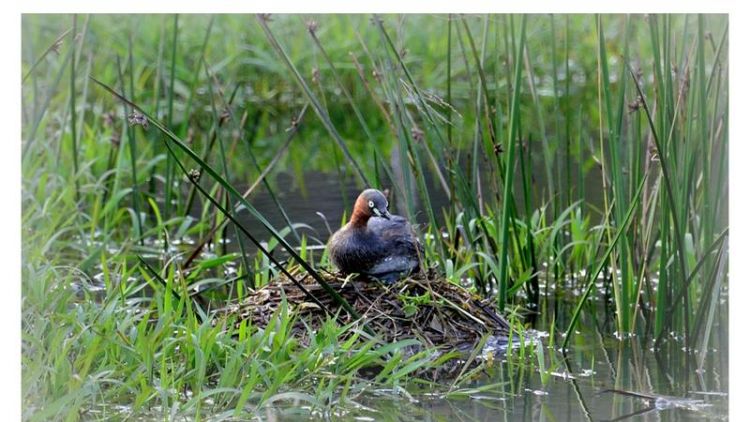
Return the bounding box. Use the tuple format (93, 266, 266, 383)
(214, 268, 511, 353)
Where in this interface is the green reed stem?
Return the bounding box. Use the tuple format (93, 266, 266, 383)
(69, 15, 80, 204)
(497, 16, 526, 308)
(165, 14, 179, 220)
(115, 55, 143, 243)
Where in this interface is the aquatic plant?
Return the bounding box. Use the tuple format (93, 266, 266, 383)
(21, 13, 728, 420)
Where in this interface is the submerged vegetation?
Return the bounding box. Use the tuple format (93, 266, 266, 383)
(22, 14, 728, 420)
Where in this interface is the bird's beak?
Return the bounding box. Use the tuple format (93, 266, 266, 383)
(372, 207, 391, 219)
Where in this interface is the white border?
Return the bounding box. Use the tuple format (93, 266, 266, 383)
(12, 0, 740, 14)
(1, 7, 20, 418)
(728, 4, 748, 422)
(5, 1, 748, 419)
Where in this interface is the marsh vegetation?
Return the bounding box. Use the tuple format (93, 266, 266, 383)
(22, 14, 728, 420)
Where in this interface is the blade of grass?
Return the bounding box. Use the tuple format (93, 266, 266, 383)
(305, 21, 407, 209)
(562, 173, 648, 350)
(22, 30, 76, 159)
(22, 27, 72, 84)
(202, 61, 252, 283)
(497, 16, 526, 307)
(68, 15, 80, 204)
(164, 14, 179, 219)
(162, 139, 346, 322)
(257, 15, 370, 187)
(115, 55, 144, 243)
(138, 255, 206, 320)
(90, 76, 366, 327)
(182, 105, 308, 272)
(629, 65, 690, 330)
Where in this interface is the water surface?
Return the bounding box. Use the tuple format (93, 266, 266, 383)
(223, 170, 728, 421)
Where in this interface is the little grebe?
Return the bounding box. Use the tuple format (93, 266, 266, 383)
(327, 189, 423, 282)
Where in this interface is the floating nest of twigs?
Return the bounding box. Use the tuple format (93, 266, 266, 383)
(214, 267, 511, 353)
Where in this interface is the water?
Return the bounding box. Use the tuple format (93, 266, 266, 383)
(77, 327, 728, 421)
(71, 171, 728, 421)
(214, 169, 728, 421)
(223, 154, 605, 256)
(225, 170, 449, 251)
(86, 335, 726, 421)
(258, 332, 727, 421)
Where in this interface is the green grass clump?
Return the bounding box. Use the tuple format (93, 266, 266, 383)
(22, 246, 453, 420)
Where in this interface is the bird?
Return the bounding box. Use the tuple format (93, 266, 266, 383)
(327, 189, 423, 283)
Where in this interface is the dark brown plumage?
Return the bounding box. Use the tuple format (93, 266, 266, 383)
(327, 189, 422, 282)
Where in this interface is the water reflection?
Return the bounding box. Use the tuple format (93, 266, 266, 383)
(262, 331, 727, 421)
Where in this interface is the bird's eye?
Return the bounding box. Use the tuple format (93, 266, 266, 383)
(368, 200, 374, 208)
